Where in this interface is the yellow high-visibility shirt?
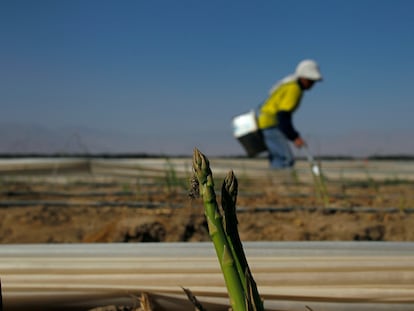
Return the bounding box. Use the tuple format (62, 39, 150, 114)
(257, 81, 303, 129)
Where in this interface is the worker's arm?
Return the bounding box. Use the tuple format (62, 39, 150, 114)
(277, 111, 298, 140)
(277, 111, 305, 147)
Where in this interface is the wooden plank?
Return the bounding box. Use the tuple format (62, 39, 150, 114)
(1, 242, 414, 310)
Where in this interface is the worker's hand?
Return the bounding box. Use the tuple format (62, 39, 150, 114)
(293, 137, 306, 148)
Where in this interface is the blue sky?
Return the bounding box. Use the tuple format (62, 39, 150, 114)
(1, 1, 414, 156)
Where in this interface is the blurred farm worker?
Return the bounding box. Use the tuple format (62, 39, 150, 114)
(257, 59, 323, 169)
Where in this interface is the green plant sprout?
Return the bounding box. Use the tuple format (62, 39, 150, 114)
(192, 148, 264, 311)
(310, 164, 329, 207)
(164, 157, 187, 194)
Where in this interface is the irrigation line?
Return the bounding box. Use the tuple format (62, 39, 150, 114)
(2, 158, 414, 182)
(0, 200, 413, 214)
(1, 190, 147, 197)
(3, 189, 412, 201)
(0, 200, 184, 209)
(237, 206, 414, 214)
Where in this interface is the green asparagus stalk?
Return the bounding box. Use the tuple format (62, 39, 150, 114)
(192, 148, 246, 311)
(0, 278, 3, 311)
(221, 171, 264, 311)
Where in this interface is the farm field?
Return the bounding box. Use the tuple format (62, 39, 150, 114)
(1, 157, 414, 243)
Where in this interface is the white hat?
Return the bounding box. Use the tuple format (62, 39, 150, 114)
(295, 59, 323, 81)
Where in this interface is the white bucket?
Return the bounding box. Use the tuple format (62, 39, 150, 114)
(232, 110, 267, 157)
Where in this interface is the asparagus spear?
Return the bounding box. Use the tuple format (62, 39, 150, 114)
(192, 148, 265, 311)
(0, 279, 3, 311)
(221, 171, 263, 311)
(192, 148, 246, 311)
